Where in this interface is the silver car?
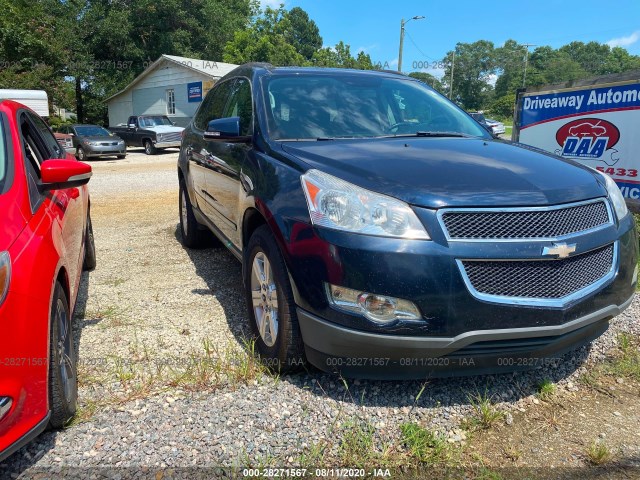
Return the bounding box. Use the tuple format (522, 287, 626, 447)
(59, 124, 127, 161)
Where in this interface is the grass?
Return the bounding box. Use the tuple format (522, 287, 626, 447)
(464, 391, 505, 430)
(537, 379, 556, 400)
(73, 337, 271, 424)
(400, 423, 456, 465)
(602, 333, 640, 381)
(586, 440, 613, 465)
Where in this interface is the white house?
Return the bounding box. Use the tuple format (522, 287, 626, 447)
(106, 55, 238, 127)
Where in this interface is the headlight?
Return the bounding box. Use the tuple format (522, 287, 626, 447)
(599, 172, 628, 220)
(0, 251, 11, 307)
(301, 169, 430, 239)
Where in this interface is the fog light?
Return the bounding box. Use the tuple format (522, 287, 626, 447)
(326, 283, 421, 323)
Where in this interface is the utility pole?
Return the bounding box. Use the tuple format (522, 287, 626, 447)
(449, 51, 455, 99)
(398, 15, 425, 73)
(522, 43, 537, 88)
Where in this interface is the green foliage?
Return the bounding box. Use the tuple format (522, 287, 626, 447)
(488, 93, 516, 120)
(443, 40, 496, 110)
(400, 423, 453, 464)
(409, 72, 445, 93)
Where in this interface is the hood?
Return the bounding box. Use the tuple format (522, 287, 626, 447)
(145, 125, 184, 133)
(281, 137, 607, 208)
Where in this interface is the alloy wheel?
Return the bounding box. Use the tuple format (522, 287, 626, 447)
(250, 251, 279, 347)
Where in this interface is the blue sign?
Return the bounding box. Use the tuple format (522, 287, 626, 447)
(188, 82, 203, 103)
(520, 83, 640, 128)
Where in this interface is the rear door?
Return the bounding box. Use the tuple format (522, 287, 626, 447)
(186, 79, 236, 223)
(201, 78, 253, 247)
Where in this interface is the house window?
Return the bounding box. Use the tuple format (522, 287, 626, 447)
(166, 89, 176, 115)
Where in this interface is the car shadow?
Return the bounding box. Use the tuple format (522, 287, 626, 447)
(176, 224, 590, 409)
(0, 271, 95, 475)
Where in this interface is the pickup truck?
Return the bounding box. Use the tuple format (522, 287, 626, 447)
(109, 115, 184, 155)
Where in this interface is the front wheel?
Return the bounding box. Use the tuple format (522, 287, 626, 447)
(48, 282, 77, 428)
(143, 140, 156, 155)
(245, 225, 305, 372)
(76, 147, 87, 161)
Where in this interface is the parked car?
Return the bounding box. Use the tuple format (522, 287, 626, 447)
(56, 124, 126, 161)
(0, 100, 95, 461)
(468, 111, 493, 131)
(178, 65, 637, 379)
(53, 130, 75, 154)
(109, 115, 183, 155)
(485, 118, 506, 135)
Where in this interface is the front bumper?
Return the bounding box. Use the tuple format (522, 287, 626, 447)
(154, 141, 181, 149)
(298, 293, 633, 379)
(84, 144, 126, 157)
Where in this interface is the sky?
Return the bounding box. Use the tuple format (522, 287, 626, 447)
(261, 0, 640, 78)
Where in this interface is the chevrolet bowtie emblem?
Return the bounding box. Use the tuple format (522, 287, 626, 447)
(542, 243, 577, 259)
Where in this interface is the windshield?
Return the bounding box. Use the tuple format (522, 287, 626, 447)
(0, 120, 6, 191)
(262, 73, 488, 140)
(140, 116, 173, 127)
(75, 125, 112, 137)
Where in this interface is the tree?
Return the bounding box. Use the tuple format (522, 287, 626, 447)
(408, 72, 444, 93)
(443, 41, 496, 110)
(310, 41, 375, 69)
(286, 7, 322, 61)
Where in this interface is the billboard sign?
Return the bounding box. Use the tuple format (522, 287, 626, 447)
(518, 82, 640, 200)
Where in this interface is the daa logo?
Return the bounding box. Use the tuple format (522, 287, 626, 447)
(555, 118, 620, 165)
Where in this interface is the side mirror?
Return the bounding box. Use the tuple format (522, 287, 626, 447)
(40, 159, 92, 191)
(204, 117, 246, 141)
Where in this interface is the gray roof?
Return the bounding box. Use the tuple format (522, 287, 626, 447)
(106, 54, 238, 102)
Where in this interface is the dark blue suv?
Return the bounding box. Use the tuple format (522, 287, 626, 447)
(177, 64, 637, 379)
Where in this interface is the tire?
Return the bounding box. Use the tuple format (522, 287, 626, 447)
(83, 212, 96, 271)
(245, 225, 305, 372)
(143, 140, 156, 155)
(117, 154, 126, 159)
(76, 147, 87, 161)
(179, 180, 211, 248)
(48, 282, 77, 429)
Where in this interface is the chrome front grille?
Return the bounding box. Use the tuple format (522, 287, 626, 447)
(459, 243, 615, 302)
(441, 199, 611, 240)
(159, 132, 181, 143)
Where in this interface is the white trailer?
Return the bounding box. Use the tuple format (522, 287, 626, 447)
(0, 89, 49, 117)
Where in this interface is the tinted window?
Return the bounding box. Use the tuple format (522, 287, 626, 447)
(223, 79, 253, 136)
(193, 79, 235, 131)
(263, 74, 488, 140)
(75, 125, 112, 136)
(139, 116, 173, 127)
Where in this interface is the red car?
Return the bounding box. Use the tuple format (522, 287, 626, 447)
(0, 100, 94, 461)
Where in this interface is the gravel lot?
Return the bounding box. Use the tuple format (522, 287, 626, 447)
(1, 147, 639, 477)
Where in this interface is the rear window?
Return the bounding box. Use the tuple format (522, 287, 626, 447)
(0, 120, 6, 191)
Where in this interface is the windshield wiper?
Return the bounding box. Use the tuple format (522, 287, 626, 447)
(389, 131, 476, 138)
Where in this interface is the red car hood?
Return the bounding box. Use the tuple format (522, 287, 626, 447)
(0, 197, 27, 252)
